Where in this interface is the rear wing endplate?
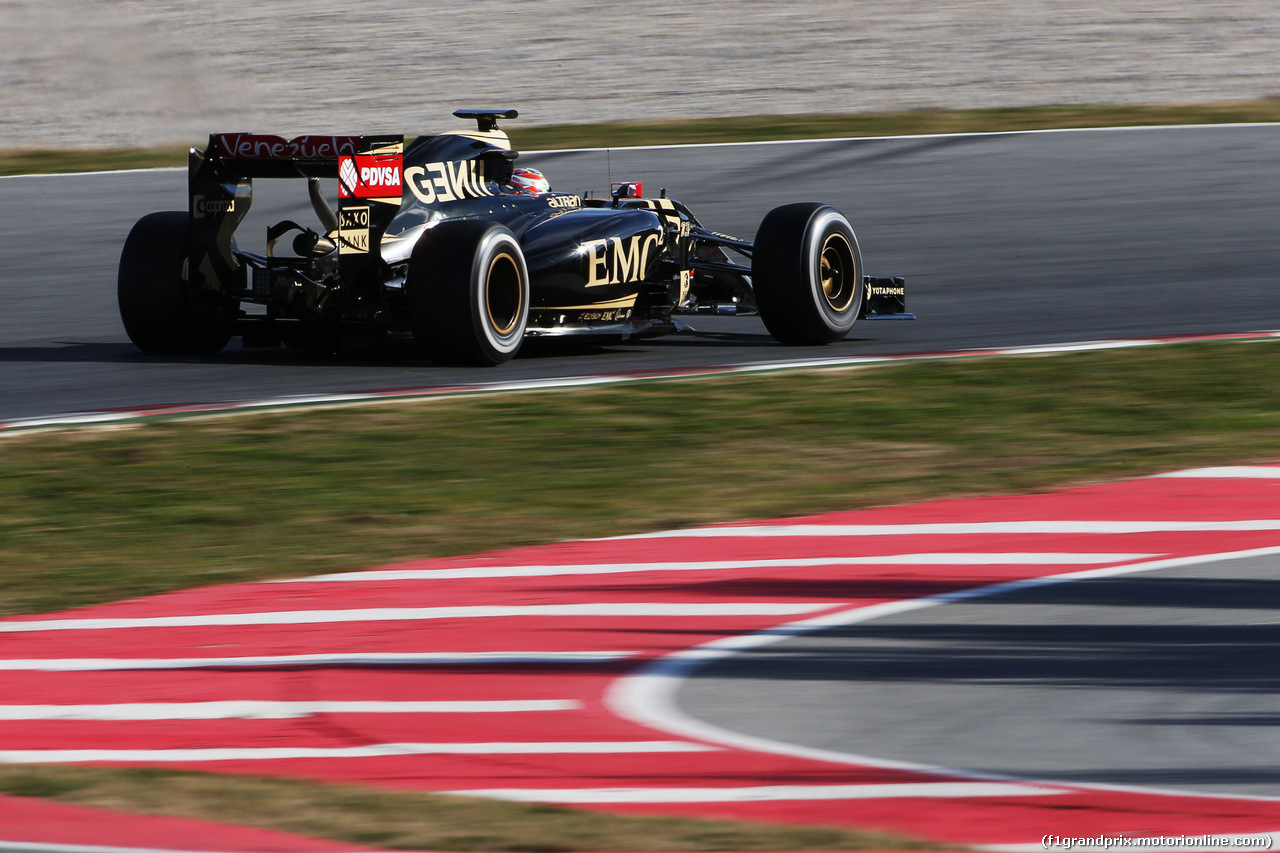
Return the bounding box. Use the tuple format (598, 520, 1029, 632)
(187, 134, 405, 295)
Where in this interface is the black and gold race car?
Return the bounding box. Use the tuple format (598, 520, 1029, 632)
(118, 109, 910, 365)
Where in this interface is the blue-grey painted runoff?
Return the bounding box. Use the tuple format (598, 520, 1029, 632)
(677, 553, 1280, 799)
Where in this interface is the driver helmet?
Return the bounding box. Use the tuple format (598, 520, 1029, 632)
(509, 167, 550, 195)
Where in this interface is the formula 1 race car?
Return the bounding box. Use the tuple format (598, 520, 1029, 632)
(118, 109, 911, 365)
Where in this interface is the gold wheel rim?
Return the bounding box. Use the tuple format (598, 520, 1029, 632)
(486, 251, 524, 337)
(819, 232, 856, 313)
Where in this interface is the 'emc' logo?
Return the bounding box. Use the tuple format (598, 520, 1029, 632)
(582, 233, 662, 287)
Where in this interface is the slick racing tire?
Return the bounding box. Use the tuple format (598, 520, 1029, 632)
(408, 220, 530, 366)
(752, 203, 864, 345)
(117, 211, 234, 355)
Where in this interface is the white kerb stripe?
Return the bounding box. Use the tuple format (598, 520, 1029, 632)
(0, 651, 635, 671)
(0, 700, 581, 720)
(0, 838, 246, 853)
(449, 782, 1061, 803)
(284, 553, 1157, 583)
(0, 602, 828, 634)
(0, 741, 716, 763)
(609, 520, 1280, 540)
(1158, 466, 1280, 478)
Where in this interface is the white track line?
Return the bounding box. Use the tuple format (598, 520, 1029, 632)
(610, 519, 1280, 540)
(0, 700, 581, 720)
(0, 650, 635, 671)
(534, 123, 1280, 154)
(281, 552, 1157, 584)
(1159, 466, 1280, 478)
(448, 782, 1062, 803)
(0, 842, 261, 853)
(0, 602, 828, 634)
(3, 333, 1276, 436)
(0, 741, 716, 763)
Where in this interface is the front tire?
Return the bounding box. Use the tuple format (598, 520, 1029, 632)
(752, 203, 864, 345)
(117, 211, 233, 354)
(407, 220, 530, 365)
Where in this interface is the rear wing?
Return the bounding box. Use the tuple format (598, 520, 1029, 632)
(187, 133, 405, 295)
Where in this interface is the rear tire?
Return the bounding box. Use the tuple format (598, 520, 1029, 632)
(117, 211, 233, 354)
(407, 220, 529, 365)
(752, 203, 863, 345)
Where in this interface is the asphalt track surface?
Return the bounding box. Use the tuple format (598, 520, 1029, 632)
(2, 123, 1279, 423)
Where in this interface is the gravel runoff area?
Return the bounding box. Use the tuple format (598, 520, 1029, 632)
(3, 0, 1280, 150)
